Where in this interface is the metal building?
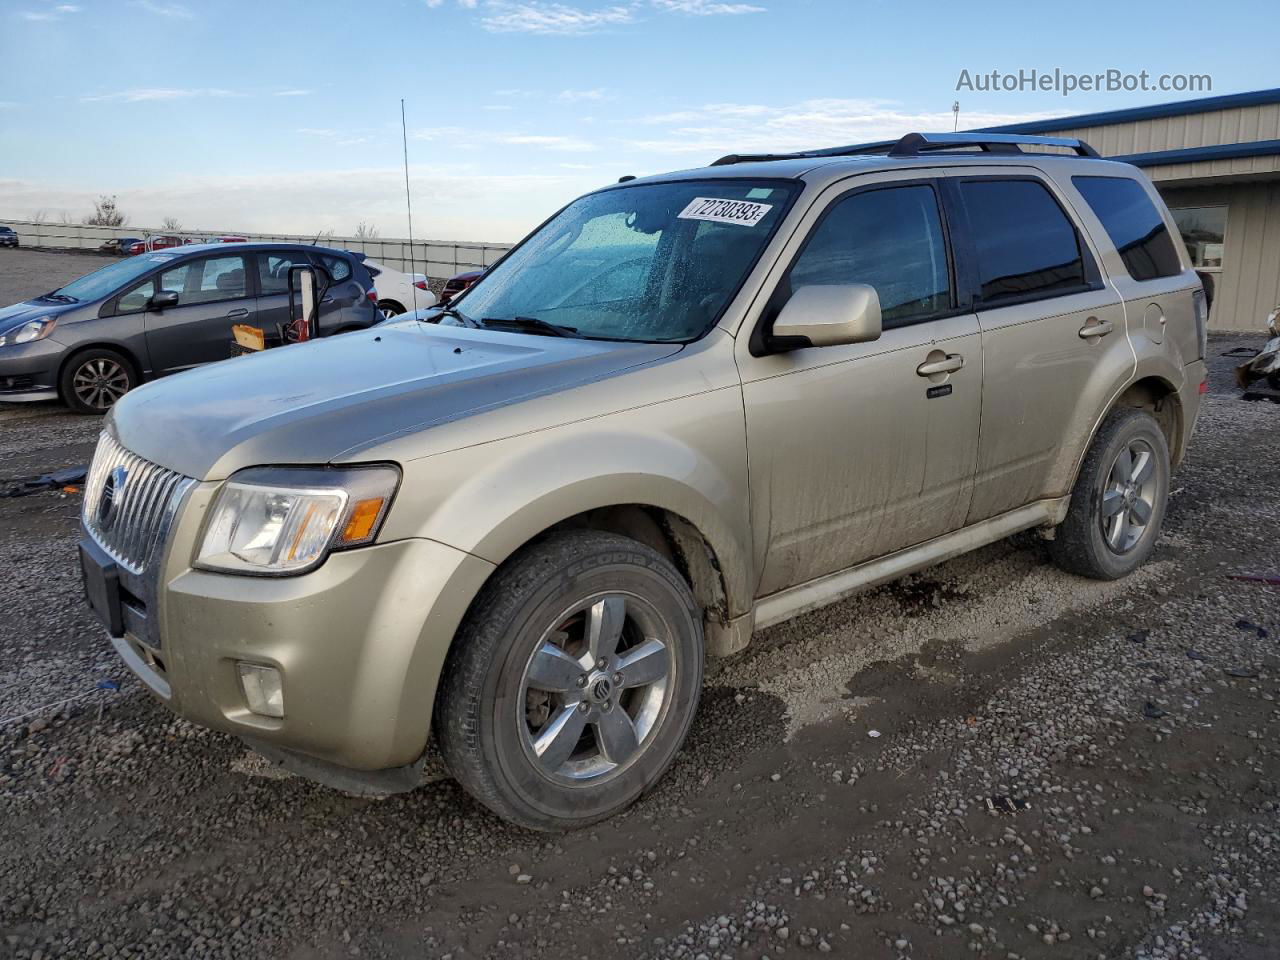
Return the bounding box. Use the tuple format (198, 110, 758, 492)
(979, 88, 1280, 331)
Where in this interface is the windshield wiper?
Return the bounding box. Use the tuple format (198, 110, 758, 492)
(430, 304, 483, 328)
(481, 316, 580, 338)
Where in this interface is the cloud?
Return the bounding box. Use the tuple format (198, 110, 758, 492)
(480, 2, 635, 34)
(129, 1, 194, 18)
(414, 126, 596, 151)
(18, 3, 81, 20)
(650, 0, 763, 13)
(558, 88, 609, 102)
(273, 89, 312, 97)
(623, 98, 1065, 156)
(0, 168, 602, 242)
(81, 88, 241, 103)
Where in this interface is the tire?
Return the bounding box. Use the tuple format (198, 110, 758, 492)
(60, 348, 137, 415)
(377, 300, 404, 320)
(436, 530, 704, 831)
(1048, 407, 1170, 580)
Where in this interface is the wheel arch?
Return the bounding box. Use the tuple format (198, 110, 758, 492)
(1066, 369, 1185, 494)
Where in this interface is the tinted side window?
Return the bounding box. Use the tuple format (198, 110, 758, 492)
(787, 184, 951, 326)
(1072, 176, 1181, 281)
(258, 251, 315, 295)
(159, 256, 247, 306)
(959, 179, 1086, 303)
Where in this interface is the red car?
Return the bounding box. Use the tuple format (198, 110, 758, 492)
(127, 235, 188, 255)
(440, 267, 485, 304)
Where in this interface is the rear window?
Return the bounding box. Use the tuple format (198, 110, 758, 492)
(959, 179, 1087, 303)
(1073, 176, 1182, 281)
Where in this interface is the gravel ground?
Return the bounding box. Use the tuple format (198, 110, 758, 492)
(2, 248, 1279, 959)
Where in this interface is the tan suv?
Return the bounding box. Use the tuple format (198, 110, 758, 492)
(78, 132, 1208, 830)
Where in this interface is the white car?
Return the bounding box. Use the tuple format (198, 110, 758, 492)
(363, 259, 437, 318)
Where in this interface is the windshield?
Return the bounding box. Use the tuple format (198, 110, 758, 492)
(51, 252, 179, 302)
(456, 179, 797, 342)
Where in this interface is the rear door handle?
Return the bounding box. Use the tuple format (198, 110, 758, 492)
(1078, 318, 1114, 339)
(226, 308, 250, 318)
(916, 354, 964, 377)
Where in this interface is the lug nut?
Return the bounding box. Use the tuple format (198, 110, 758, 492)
(576, 675, 588, 687)
(596, 657, 608, 669)
(601, 699, 613, 712)
(578, 702, 590, 714)
(612, 672, 623, 685)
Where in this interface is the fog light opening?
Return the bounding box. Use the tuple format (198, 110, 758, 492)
(237, 662, 285, 718)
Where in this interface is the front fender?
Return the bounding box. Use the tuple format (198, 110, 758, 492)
(380, 386, 754, 618)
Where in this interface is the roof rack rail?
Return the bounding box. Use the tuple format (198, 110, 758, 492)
(886, 132, 1100, 158)
(710, 131, 1100, 166)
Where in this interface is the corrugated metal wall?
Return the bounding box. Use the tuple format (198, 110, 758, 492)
(1032, 102, 1280, 331)
(1161, 181, 1280, 332)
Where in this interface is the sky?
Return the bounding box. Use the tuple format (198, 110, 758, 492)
(0, 0, 1276, 242)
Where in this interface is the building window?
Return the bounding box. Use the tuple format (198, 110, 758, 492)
(1171, 206, 1227, 272)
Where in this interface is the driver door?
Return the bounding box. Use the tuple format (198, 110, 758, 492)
(739, 177, 983, 595)
(143, 254, 252, 374)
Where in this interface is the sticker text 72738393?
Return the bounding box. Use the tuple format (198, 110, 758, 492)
(677, 197, 773, 227)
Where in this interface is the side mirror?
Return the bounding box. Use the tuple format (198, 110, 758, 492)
(769, 283, 882, 352)
(149, 290, 180, 311)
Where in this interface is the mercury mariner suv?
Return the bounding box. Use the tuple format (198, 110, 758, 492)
(78, 133, 1208, 830)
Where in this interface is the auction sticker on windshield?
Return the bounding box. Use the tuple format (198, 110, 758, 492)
(678, 197, 773, 227)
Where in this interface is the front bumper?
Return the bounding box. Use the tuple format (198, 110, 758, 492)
(93, 520, 495, 772)
(0, 338, 63, 400)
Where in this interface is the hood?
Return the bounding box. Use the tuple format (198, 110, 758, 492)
(0, 298, 80, 333)
(110, 322, 682, 480)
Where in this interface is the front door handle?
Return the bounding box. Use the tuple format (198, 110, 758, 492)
(1078, 318, 1115, 339)
(226, 308, 250, 318)
(916, 354, 964, 377)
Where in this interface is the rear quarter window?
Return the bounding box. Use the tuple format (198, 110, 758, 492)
(1072, 176, 1182, 282)
(317, 254, 353, 282)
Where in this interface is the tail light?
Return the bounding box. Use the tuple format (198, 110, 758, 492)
(413, 280, 429, 291)
(367, 289, 378, 304)
(1192, 288, 1208, 360)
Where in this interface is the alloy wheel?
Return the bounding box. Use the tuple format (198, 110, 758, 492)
(518, 593, 674, 783)
(1100, 438, 1158, 553)
(72, 358, 130, 411)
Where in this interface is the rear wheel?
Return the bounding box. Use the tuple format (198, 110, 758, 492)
(60, 348, 136, 414)
(436, 530, 703, 830)
(377, 300, 404, 320)
(1048, 408, 1170, 580)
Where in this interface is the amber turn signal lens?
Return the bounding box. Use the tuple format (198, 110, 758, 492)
(340, 497, 385, 543)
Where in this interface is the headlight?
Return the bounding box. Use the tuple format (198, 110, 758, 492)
(0, 316, 56, 347)
(196, 465, 400, 575)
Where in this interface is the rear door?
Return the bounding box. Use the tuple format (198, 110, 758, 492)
(253, 250, 358, 337)
(739, 175, 983, 595)
(943, 171, 1132, 522)
(143, 253, 252, 374)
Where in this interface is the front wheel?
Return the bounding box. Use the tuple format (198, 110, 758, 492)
(1048, 407, 1170, 580)
(60, 348, 137, 414)
(436, 530, 704, 830)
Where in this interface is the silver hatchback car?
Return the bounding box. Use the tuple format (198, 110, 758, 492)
(79, 133, 1207, 829)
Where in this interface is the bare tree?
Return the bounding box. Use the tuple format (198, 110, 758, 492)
(161, 216, 182, 232)
(84, 195, 128, 227)
(353, 221, 380, 239)
(58, 211, 76, 225)
(31, 209, 48, 224)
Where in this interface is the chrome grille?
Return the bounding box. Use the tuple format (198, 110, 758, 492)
(83, 432, 195, 574)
